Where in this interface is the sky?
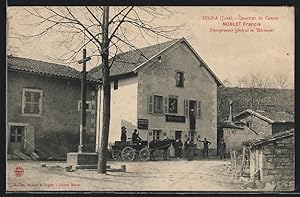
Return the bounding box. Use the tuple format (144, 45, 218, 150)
(7, 6, 295, 88)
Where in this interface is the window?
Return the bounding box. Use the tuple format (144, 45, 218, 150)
(168, 97, 178, 113)
(153, 130, 161, 140)
(22, 88, 43, 116)
(78, 100, 92, 112)
(175, 71, 184, 87)
(153, 95, 163, 114)
(10, 126, 25, 143)
(113, 79, 118, 90)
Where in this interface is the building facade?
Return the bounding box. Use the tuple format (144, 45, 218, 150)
(92, 38, 223, 154)
(7, 56, 98, 159)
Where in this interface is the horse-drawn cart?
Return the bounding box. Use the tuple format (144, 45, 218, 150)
(111, 139, 175, 161)
(111, 141, 150, 161)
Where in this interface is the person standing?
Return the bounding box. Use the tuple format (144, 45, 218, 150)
(219, 138, 226, 160)
(120, 126, 127, 142)
(178, 138, 183, 159)
(174, 138, 183, 159)
(184, 138, 192, 161)
(198, 138, 211, 159)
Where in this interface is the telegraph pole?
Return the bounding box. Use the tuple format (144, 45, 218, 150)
(78, 48, 91, 153)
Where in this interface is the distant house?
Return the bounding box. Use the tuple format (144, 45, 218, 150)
(218, 103, 294, 152)
(7, 56, 98, 159)
(90, 38, 223, 155)
(243, 129, 295, 191)
(233, 109, 294, 137)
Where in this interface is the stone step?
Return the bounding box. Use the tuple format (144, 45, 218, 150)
(13, 150, 32, 160)
(73, 165, 111, 170)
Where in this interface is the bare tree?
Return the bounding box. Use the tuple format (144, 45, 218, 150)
(273, 72, 289, 89)
(14, 6, 181, 173)
(237, 72, 274, 110)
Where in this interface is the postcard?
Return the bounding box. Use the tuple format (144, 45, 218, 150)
(6, 6, 295, 192)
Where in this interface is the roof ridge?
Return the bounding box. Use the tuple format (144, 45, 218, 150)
(8, 56, 78, 71)
(109, 39, 179, 63)
(89, 38, 181, 74)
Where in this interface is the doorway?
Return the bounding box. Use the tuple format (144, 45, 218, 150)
(189, 100, 197, 130)
(175, 130, 182, 140)
(8, 125, 25, 153)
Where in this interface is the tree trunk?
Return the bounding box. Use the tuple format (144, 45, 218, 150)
(98, 6, 110, 174)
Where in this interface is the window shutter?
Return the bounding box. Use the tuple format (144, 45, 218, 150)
(22, 90, 25, 113)
(148, 95, 153, 113)
(184, 100, 189, 117)
(39, 91, 43, 114)
(164, 97, 168, 114)
(197, 101, 201, 118)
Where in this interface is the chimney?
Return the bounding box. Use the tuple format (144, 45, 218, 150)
(228, 101, 233, 122)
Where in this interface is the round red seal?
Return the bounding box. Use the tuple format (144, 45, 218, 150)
(14, 166, 24, 177)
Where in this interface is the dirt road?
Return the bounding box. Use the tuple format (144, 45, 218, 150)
(7, 159, 242, 192)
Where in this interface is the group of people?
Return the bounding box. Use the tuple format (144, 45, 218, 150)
(121, 126, 142, 143)
(173, 137, 227, 160)
(173, 137, 212, 160)
(120, 126, 227, 160)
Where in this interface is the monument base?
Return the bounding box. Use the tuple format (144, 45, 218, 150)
(67, 152, 98, 170)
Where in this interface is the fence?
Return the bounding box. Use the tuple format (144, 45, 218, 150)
(230, 147, 250, 177)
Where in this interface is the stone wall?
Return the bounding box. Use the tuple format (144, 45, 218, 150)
(257, 135, 294, 191)
(7, 71, 97, 159)
(223, 127, 257, 151)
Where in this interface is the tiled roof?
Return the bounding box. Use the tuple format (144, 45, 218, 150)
(88, 39, 178, 80)
(243, 128, 294, 147)
(257, 110, 294, 123)
(234, 109, 294, 123)
(217, 121, 244, 129)
(8, 56, 97, 82)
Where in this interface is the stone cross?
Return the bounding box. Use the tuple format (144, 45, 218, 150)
(78, 48, 91, 153)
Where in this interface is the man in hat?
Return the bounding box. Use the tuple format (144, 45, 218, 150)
(132, 129, 142, 143)
(121, 126, 127, 142)
(174, 138, 183, 159)
(219, 138, 226, 160)
(197, 137, 211, 159)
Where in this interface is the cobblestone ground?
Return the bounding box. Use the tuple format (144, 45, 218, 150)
(7, 159, 243, 192)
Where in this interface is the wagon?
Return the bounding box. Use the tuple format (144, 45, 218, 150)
(111, 140, 150, 161)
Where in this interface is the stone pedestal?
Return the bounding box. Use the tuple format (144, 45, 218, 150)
(67, 152, 98, 170)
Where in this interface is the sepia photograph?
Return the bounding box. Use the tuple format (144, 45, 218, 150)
(6, 5, 295, 192)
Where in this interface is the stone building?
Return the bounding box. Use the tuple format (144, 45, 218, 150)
(218, 106, 294, 152)
(90, 38, 223, 155)
(243, 129, 295, 191)
(233, 109, 294, 137)
(7, 56, 98, 159)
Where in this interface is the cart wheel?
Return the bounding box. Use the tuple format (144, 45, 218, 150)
(139, 148, 150, 161)
(112, 150, 121, 161)
(121, 147, 135, 161)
